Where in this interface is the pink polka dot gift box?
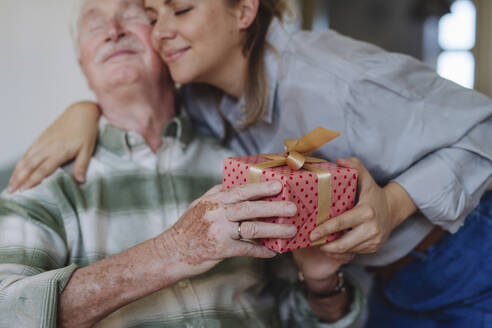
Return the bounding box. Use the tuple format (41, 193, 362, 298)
(222, 154, 358, 253)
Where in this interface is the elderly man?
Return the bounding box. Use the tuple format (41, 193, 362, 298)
(0, 0, 362, 327)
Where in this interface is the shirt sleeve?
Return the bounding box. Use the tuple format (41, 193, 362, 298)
(0, 197, 77, 328)
(344, 52, 492, 232)
(393, 140, 492, 233)
(277, 273, 364, 328)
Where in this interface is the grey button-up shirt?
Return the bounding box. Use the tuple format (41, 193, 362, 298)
(183, 19, 492, 265)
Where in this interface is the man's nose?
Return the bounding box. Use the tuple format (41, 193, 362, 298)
(106, 19, 126, 42)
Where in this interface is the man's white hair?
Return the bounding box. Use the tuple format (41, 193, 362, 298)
(70, 0, 145, 58)
(70, 0, 90, 59)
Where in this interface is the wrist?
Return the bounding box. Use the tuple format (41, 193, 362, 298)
(301, 273, 352, 323)
(300, 271, 345, 298)
(308, 288, 351, 323)
(152, 232, 193, 282)
(384, 182, 417, 229)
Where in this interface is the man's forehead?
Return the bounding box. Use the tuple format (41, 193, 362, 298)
(81, 0, 144, 18)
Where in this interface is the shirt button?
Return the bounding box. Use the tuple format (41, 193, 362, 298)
(128, 136, 137, 146)
(178, 281, 188, 289)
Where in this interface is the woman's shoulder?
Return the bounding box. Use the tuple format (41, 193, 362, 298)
(288, 28, 384, 64)
(271, 19, 427, 77)
(275, 27, 378, 76)
(276, 25, 437, 99)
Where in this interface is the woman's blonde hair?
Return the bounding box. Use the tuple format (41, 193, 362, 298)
(225, 0, 294, 128)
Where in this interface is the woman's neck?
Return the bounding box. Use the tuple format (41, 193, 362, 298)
(202, 46, 248, 100)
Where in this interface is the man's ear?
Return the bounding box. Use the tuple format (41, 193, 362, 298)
(235, 0, 259, 30)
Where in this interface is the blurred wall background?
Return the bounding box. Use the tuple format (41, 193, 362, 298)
(0, 0, 95, 188)
(297, 0, 492, 96)
(0, 0, 491, 190)
(474, 0, 492, 96)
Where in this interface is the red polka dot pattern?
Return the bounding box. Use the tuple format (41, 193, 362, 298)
(222, 155, 358, 254)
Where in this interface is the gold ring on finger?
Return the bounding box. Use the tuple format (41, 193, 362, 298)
(237, 221, 244, 240)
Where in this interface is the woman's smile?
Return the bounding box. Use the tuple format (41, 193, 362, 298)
(162, 46, 191, 63)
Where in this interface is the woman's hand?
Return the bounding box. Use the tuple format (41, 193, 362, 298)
(293, 247, 353, 285)
(310, 158, 417, 254)
(156, 181, 298, 277)
(293, 247, 354, 322)
(8, 101, 101, 192)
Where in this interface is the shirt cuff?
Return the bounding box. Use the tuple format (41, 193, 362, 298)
(0, 263, 78, 328)
(287, 273, 364, 328)
(392, 154, 470, 233)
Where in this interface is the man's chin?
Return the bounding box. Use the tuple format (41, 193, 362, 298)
(105, 67, 142, 87)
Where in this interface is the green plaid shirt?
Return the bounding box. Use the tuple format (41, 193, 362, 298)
(0, 116, 361, 328)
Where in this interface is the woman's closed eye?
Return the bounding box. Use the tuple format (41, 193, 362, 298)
(175, 7, 193, 16)
(145, 8, 157, 25)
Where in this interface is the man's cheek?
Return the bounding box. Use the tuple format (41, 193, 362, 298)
(80, 47, 97, 66)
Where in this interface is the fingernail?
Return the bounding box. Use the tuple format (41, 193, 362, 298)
(269, 181, 282, 190)
(287, 203, 298, 214)
(310, 232, 320, 241)
(7, 186, 14, 193)
(289, 226, 298, 235)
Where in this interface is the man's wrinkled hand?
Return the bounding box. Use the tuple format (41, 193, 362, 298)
(156, 181, 299, 277)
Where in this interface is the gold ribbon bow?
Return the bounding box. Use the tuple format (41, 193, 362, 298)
(248, 127, 340, 179)
(248, 127, 341, 246)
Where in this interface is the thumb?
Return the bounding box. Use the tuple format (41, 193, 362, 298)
(240, 243, 277, 259)
(336, 157, 374, 194)
(73, 145, 94, 183)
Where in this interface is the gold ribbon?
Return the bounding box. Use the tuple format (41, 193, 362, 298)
(248, 127, 340, 246)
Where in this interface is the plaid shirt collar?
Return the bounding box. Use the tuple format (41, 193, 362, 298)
(98, 113, 193, 157)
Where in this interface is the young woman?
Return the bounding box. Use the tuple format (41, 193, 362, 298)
(9, 1, 492, 326)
